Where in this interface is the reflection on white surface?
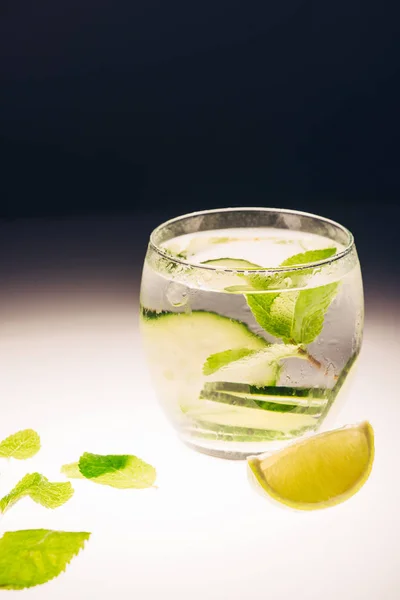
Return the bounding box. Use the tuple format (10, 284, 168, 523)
(0, 288, 399, 599)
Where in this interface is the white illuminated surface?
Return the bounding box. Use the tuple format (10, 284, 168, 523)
(0, 292, 399, 599)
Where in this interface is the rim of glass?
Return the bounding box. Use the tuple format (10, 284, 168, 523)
(149, 207, 354, 273)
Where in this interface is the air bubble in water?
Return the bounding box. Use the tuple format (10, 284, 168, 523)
(165, 282, 189, 307)
(283, 277, 292, 288)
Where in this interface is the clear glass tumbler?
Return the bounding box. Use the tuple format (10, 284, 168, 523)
(140, 208, 364, 458)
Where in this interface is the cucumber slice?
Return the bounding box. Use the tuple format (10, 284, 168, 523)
(224, 391, 328, 407)
(140, 310, 268, 410)
(199, 390, 325, 415)
(183, 398, 318, 431)
(204, 382, 330, 400)
(201, 258, 262, 269)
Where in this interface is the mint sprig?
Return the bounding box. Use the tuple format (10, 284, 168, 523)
(244, 247, 339, 345)
(203, 347, 259, 375)
(246, 282, 339, 345)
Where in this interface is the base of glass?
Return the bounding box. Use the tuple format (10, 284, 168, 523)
(180, 433, 299, 460)
(182, 440, 258, 460)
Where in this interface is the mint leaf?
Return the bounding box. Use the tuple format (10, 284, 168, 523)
(79, 453, 156, 488)
(0, 529, 90, 590)
(245, 247, 339, 343)
(203, 347, 259, 375)
(61, 462, 84, 479)
(219, 248, 337, 292)
(0, 429, 40, 460)
(246, 282, 339, 344)
(253, 343, 304, 363)
(80, 453, 131, 478)
(280, 247, 337, 267)
(290, 282, 339, 344)
(0, 473, 74, 514)
(246, 292, 293, 340)
(203, 344, 304, 387)
(62, 453, 157, 489)
(247, 247, 337, 291)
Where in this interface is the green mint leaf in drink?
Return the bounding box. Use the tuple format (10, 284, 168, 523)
(203, 347, 259, 375)
(246, 282, 339, 344)
(0, 530, 90, 590)
(290, 282, 339, 344)
(218, 247, 337, 292)
(246, 292, 292, 340)
(62, 453, 156, 489)
(246, 247, 337, 291)
(0, 474, 74, 514)
(202, 344, 304, 388)
(0, 429, 41, 460)
(280, 247, 337, 267)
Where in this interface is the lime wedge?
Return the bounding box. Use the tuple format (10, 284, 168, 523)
(247, 421, 374, 510)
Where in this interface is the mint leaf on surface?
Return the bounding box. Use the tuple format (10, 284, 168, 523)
(203, 347, 259, 375)
(0, 473, 74, 514)
(79, 453, 156, 488)
(62, 453, 157, 489)
(0, 429, 41, 460)
(246, 282, 339, 344)
(0, 529, 90, 590)
(80, 453, 130, 478)
(61, 462, 84, 479)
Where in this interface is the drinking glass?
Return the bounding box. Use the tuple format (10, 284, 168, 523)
(140, 208, 363, 459)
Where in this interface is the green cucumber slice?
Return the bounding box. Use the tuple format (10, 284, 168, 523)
(183, 398, 318, 431)
(204, 382, 330, 399)
(140, 310, 269, 409)
(201, 258, 262, 269)
(199, 390, 325, 415)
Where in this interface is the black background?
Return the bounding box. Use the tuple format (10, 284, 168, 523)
(1, 0, 399, 219)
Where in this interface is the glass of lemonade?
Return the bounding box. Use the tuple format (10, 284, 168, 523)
(140, 208, 363, 459)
